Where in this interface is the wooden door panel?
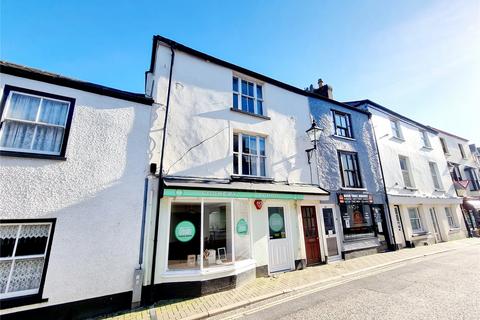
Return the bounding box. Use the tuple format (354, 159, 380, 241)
(301, 206, 321, 265)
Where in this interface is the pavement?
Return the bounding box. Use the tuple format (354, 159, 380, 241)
(101, 238, 480, 320)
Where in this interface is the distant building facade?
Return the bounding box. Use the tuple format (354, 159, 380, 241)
(346, 100, 467, 248)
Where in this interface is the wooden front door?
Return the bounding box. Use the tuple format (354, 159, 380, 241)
(301, 206, 321, 265)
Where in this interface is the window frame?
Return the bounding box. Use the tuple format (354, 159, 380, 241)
(0, 218, 56, 308)
(338, 151, 363, 188)
(444, 207, 458, 229)
(390, 119, 403, 140)
(439, 137, 449, 154)
(458, 143, 467, 159)
(420, 130, 431, 148)
(407, 208, 424, 233)
(233, 132, 267, 177)
(428, 161, 443, 190)
(398, 155, 415, 188)
(0, 85, 75, 160)
(332, 110, 353, 139)
(232, 76, 264, 116)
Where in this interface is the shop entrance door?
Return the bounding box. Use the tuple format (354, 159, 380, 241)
(321, 207, 341, 261)
(301, 206, 321, 265)
(268, 206, 292, 273)
(429, 208, 442, 243)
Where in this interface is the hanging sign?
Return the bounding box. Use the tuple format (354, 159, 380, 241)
(236, 218, 248, 236)
(269, 213, 284, 232)
(254, 199, 263, 210)
(175, 221, 196, 242)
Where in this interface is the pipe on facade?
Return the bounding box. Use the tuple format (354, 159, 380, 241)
(138, 177, 149, 267)
(369, 116, 398, 250)
(149, 43, 175, 302)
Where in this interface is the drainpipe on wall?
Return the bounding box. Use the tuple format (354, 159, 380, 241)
(149, 43, 176, 303)
(368, 114, 398, 250)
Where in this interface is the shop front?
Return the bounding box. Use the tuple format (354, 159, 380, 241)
(336, 192, 392, 259)
(148, 180, 329, 299)
(462, 197, 480, 236)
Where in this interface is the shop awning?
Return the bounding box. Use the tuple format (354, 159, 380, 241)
(466, 200, 480, 209)
(387, 194, 463, 205)
(163, 179, 329, 200)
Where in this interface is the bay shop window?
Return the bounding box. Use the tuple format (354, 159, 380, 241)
(167, 199, 251, 271)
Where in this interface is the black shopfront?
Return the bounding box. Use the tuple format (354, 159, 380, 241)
(338, 193, 393, 250)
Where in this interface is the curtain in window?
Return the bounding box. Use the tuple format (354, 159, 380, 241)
(7, 93, 40, 120)
(32, 126, 64, 152)
(7, 258, 45, 292)
(0, 122, 35, 149)
(39, 100, 69, 125)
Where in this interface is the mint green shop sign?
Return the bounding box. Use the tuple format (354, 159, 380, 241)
(164, 188, 305, 200)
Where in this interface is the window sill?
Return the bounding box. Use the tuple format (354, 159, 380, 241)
(332, 135, 355, 141)
(404, 187, 418, 191)
(434, 189, 446, 192)
(230, 108, 271, 120)
(340, 187, 367, 191)
(411, 231, 429, 237)
(231, 175, 273, 182)
(444, 152, 451, 156)
(0, 294, 48, 309)
(163, 259, 256, 278)
(0, 150, 66, 161)
(390, 136, 405, 142)
(421, 146, 433, 150)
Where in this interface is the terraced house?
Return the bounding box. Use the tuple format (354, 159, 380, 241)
(346, 100, 468, 248)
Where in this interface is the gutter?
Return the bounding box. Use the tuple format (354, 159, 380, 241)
(149, 42, 176, 302)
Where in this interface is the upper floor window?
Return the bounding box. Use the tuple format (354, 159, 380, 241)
(420, 130, 431, 148)
(232, 77, 263, 116)
(233, 133, 266, 177)
(0, 85, 75, 158)
(390, 119, 403, 139)
(466, 167, 480, 191)
(0, 221, 55, 300)
(449, 163, 462, 181)
(399, 155, 415, 188)
(458, 143, 467, 159)
(428, 162, 443, 190)
(332, 110, 353, 138)
(440, 137, 449, 154)
(338, 151, 362, 188)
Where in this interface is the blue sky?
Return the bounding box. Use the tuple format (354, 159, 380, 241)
(1, 0, 479, 143)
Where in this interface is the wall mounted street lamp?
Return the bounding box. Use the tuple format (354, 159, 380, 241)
(305, 119, 323, 164)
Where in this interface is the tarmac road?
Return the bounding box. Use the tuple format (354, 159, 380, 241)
(217, 245, 480, 320)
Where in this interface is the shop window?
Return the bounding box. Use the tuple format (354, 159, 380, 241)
(339, 204, 374, 239)
(168, 203, 201, 270)
(0, 222, 54, 300)
(203, 202, 233, 267)
(268, 207, 286, 239)
(408, 208, 424, 233)
(168, 200, 251, 271)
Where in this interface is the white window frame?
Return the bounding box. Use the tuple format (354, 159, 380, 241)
(390, 119, 403, 139)
(0, 222, 53, 299)
(420, 130, 431, 148)
(428, 161, 443, 190)
(233, 133, 267, 177)
(0, 90, 71, 156)
(444, 207, 458, 229)
(408, 207, 424, 233)
(399, 155, 415, 188)
(232, 76, 264, 116)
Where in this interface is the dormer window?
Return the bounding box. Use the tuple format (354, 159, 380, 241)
(232, 77, 263, 116)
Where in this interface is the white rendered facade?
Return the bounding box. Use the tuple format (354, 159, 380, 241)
(351, 101, 467, 247)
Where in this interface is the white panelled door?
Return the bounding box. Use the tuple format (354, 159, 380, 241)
(268, 206, 292, 273)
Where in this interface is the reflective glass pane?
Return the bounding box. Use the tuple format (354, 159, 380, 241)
(259, 138, 265, 155)
(233, 134, 239, 152)
(242, 155, 250, 175)
(256, 85, 263, 99)
(0, 121, 35, 150)
(248, 82, 254, 96)
(249, 136, 257, 154)
(250, 156, 257, 176)
(233, 153, 238, 174)
(168, 203, 201, 270)
(7, 93, 40, 121)
(232, 77, 239, 92)
(0, 225, 18, 258)
(203, 202, 233, 267)
(242, 135, 250, 154)
(257, 101, 263, 115)
(233, 93, 238, 109)
(260, 157, 266, 176)
(247, 98, 254, 113)
(241, 80, 248, 95)
(268, 207, 286, 239)
(38, 99, 69, 125)
(241, 96, 248, 111)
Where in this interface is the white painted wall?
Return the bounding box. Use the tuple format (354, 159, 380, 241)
(149, 43, 313, 183)
(0, 75, 152, 313)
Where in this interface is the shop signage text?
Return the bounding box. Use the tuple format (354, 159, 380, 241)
(174, 221, 195, 242)
(164, 188, 305, 200)
(338, 193, 373, 204)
